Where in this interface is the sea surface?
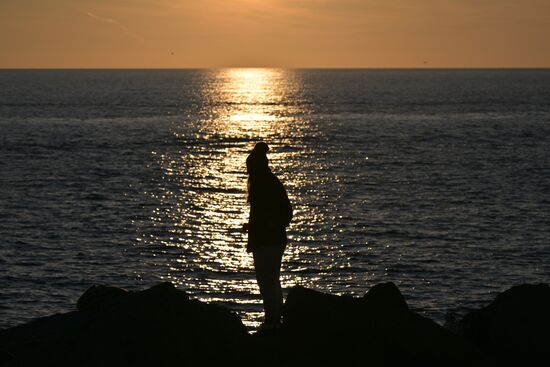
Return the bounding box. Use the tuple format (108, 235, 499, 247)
(1, 69, 549, 330)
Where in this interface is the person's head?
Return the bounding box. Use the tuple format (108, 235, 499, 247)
(246, 142, 270, 175)
(246, 142, 271, 203)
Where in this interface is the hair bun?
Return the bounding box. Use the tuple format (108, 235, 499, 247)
(252, 142, 269, 155)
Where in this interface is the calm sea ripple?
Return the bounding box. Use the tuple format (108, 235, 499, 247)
(1, 69, 549, 330)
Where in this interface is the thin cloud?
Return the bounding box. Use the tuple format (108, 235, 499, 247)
(81, 10, 142, 42)
(85, 11, 123, 27)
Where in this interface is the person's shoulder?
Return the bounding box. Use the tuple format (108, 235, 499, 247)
(272, 173, 285, 187)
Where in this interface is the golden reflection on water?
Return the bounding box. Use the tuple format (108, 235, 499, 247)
(159, 68, 311, 328)
(225, 69, 279, 132)
(202, 68, 305, 137)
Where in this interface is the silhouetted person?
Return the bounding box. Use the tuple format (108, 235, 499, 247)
(244, 142, 292, 330)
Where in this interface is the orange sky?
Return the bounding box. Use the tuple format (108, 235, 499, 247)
(1, 0, 549, 68)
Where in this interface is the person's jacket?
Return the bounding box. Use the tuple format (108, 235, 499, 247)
(247, 170, 292, 252)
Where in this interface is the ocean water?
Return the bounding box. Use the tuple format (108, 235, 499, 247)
(1, 69, 549, 330)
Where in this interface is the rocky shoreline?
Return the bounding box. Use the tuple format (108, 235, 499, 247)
(1, 282, 548, 366)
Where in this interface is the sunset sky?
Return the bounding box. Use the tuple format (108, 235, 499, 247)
(1, 0, 549, 68)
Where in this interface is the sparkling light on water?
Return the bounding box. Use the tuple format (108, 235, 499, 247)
(137, 69, 550, 329)
(148, 68, 315, 328)
(3, 69, 549, 330)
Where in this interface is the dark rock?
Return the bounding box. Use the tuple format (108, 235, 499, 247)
(282, 285, 361, 330)
(0, 282, 248, 367)
(460, 283, 550, 364)
(281, 283, 480, 366)
(0, 311, 93, 367)
(14, 282, 550, 366)
(363, 282, 408, 310)
(76, 285, 129, 312)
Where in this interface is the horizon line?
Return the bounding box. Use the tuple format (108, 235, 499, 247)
(2, 67, 550, 71)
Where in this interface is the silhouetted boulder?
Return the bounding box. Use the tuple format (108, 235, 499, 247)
(0, 310, 93, 366)
(76, 285, 129, 312)
(363, 282, 408, 309)
(0, 283, 248, 367)
(12, 282, 550, 366)
(460, 283, 550, 364)
(281, 283, 478, 366)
